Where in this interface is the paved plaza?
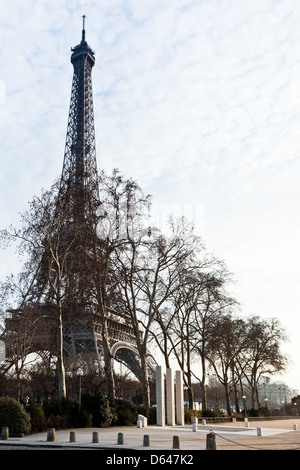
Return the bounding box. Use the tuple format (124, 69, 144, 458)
(1, 419, 300, 451)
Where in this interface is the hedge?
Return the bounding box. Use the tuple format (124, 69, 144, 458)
(0, 397, 31, 436)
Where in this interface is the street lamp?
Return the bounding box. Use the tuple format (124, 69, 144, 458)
(264, 397, 268, 409)
(77, 368, 83, 412)
(242, 395, 247, 418)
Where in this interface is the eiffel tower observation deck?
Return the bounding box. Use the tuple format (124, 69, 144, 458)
(5, 18, 153, 392)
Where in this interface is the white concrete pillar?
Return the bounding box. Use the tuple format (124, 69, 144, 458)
(175, 370, 184, 426)
(166, 368, 175, 426)
(156, 365, 165, 426)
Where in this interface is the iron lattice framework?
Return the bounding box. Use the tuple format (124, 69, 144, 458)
(59, 22, 142, 374)
(6, 20, 153, 381)
(60, 21, 98, 219)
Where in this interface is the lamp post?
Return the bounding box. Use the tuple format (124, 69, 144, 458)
(264, 397, 268, 409)
(242, 395, 247, 418)
(77, 368, 83, 412)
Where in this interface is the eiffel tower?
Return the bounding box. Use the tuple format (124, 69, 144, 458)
(6, 18, 154, 383)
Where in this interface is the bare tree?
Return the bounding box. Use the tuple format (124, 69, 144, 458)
(206, 314, 246, 415)
(97, 170, 152, 401)
(240, 315, 288, 409)
(0, 181, 79, 398)
(0, 303, 53, 401)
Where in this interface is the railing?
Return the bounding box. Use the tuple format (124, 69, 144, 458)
(198, 415, 300, 424)
(246, 416, 300, 422)
(189, 417, 233, 424)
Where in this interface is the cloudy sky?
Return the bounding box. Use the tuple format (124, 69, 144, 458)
(0, 0, 300, 391)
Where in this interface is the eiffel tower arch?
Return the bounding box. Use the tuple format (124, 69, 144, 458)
(5, 18, 155, 392)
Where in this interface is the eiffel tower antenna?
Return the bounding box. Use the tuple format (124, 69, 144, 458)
(82, 14, 86, 42)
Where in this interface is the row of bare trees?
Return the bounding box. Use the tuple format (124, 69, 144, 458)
(0, 169, 288, 411)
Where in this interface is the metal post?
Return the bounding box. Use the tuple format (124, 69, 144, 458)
(206, 431, 216, 450)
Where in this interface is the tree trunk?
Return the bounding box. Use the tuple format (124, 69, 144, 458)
(201, 359, 208, 409)
(187, 387, 194, 410)
(186, 369, 194, 409)
(16, 369, 21, 402)
(102, 316, 115, 399)
(57, 306, 66, 399)
(140, 348, 150, 407)
(200, 381, 208, 410)
(233, 382, 240, 413)
(224, 383, 231, 416)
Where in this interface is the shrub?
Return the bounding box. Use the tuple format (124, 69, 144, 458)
(110, 400, 138, 425)
(258, 406, 271, 417)
(42, 397, 92, 429)
(137, 405, 156, 425)
(248, 407, 270, 418)
(25, 403, 47, 432)
(185, 409, 202, 423)
(82, 392, 114, 427)
(0, 397, 31, 436)
(202, 408, 218, 417)
(248, 408, 259, 417)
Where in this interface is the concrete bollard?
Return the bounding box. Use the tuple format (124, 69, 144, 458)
(293, 424, 298, 431)
(191, 416, 198, 425)
(202, 419, 206, 425)
(69, 431, 76, 442)
(143, 434, 150, 447)
(245, 421, 249, 428)
(117, 432, 124, 445)
(92, 431, 99, 443)
(1, 427, 9, 440)
(192, 422, 197, 432)
(173, 435, 180, 449)
(206, 432, 217, 450)
(47, 427, 56, 442)
(137, 414, 148, 427)
(257, 427, 262, 436)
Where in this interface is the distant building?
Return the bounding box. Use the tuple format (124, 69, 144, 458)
(257, 380, 299, 409)
(206, 374, 299, 411)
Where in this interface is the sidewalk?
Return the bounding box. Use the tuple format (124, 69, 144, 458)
(1, 419, 300, 451)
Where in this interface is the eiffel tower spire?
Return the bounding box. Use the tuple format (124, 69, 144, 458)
(59, 15, 99, 220)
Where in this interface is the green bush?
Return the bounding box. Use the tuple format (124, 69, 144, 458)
(248, 407, 271, 417)
(25, 403, 47, 432)
(0, 397, 31, 436)
(42, 397, 92, 429)
(137, 405, 156, 425)
(185, 409, 202, 423)
(258, 406, 271, 417)
(202, 408, 218, 417)
(109, 400, 138, 426)
(81, 392, 115, 427)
